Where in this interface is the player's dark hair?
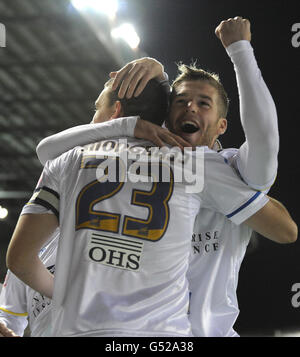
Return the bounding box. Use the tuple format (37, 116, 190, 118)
(171, 63, 229, 118)
(105, 78, 169, 126)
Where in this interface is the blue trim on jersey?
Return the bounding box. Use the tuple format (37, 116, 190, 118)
(226, 191, 262, 219)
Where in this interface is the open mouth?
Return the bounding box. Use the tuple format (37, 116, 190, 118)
(181, 121, 199, 134)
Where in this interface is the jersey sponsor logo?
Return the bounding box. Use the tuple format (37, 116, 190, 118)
(87, 233, 144, 271)
(191, 230, 220, 255)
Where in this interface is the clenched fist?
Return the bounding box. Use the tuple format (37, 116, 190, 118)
(215, 16, 251, 48)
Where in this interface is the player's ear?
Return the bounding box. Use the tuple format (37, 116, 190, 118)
(217, 118, 227, 136)
(111, 100, 123, 119)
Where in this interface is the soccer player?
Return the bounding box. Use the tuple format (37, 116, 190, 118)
(0, 76, 188, 337)
(0, 73, 187, 337)
(109, 17, 298, 336)
(111, 17, 298, 336)
(6, 65, 296, 336)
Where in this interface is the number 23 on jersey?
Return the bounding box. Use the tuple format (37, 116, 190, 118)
(75, 159, 174, 242)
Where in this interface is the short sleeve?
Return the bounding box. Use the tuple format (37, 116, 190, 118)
(202, 150, 269, 225)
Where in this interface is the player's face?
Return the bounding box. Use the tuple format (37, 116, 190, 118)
(92, 88, 116, 124)
(168, 80, 227, 147)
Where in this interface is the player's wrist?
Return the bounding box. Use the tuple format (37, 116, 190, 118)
(226, 40, 252, 56)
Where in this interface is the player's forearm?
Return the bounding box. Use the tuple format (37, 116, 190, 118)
(7, 250, 54, 299)
(7, 256, 53, 299)
(6, 214, 58, 298)
(227, 41, 279, 189)
(36, 116, 138, 165)
(245, 197, 297, 244)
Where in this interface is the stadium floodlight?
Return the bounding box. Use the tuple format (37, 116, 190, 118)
(111, 23, 140, 49)
(71, 0, 118, 20)
(0, 205, 8, 219)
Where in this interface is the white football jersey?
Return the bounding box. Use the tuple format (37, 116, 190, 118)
(24, 139, 268, 337)
(0, 233, 58, 336)
(187, 148, 263, 337)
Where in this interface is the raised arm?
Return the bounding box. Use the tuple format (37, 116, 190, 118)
(216, 17, 279, 190)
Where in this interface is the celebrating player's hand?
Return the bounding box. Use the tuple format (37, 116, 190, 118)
(134, 118, 193, 150)
(0, 322, 19, 337)
(215, 16, 251, 48)
(110, 57, 165, 99)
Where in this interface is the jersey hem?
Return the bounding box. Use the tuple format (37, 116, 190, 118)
(51, 328, 192, 337)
